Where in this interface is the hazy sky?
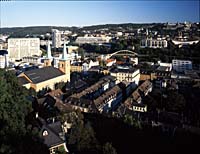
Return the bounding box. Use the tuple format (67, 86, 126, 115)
(1, 1, 199, 27)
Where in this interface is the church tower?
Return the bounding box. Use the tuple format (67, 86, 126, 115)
(58, 41, 70, 82)
(44, 41, 52, 67)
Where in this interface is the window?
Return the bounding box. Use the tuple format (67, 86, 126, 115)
(42, 130, 48, 136)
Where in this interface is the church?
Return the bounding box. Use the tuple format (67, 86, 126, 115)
(18, 41, 70, 92)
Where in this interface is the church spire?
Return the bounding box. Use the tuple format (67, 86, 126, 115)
(47, 40, 52, 59)
(62, 40, 68, 60)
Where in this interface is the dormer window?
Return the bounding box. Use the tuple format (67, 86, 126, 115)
(43, 130, 48, 136)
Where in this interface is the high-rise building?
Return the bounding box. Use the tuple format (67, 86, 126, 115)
(8, 38, 40, 61)
(52, 29, 62, 48)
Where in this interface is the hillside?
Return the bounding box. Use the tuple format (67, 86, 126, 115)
(0, 23, 155, 38)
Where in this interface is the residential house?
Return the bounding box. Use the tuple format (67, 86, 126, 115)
(93, 85, 122, 113)
(122, 80, 152, 113)
(38, 118, 69, 154)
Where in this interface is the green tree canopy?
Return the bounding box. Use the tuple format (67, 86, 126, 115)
(103, 142, 117, 154)
(68, 110, 99, 152)
(0, 69, 48, 154)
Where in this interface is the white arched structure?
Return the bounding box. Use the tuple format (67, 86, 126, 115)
(105, 50, 138, 59)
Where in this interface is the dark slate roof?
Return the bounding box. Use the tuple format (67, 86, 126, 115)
(41, 124, 64, 148)
(110, 66, 138, 73)
(24, 66, 65, 84)
(18, 76, 30, 85)
(48, 121, 63, 135)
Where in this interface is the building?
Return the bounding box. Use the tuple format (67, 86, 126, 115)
(172, 39, 199, 47)
(69, 76, 116, 100)
(172, 34, 199, 48)
(0, 50, 9, 68)
(106, 58, 116, 67)
(40, 40, 52, 46)
(75, 35, 111, 44)
(8, 38, 40, 61)
(70, 62, 83, 72)
(18, 66, 69, 92)
(172, 59, 192, 72)
(110, 65, 140, 85)
(64, 76, 116, 112)
(123, 80, 152, 113)
(118, 80, 136, 100)
(22, 56, 43, 65)
(52, 29, 62, 48)
(38, 117, 69, 154)
(141, 37, 168, 48)
(18, 42, 70, 92)
(156, 61, 172, 72)
(66, 45, 79, 54)
(82, 60, 99, 72)
(93, 85, 122, 113)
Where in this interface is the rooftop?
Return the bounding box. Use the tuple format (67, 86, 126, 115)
(70, 77, 113, 99)
(94, 85, 121, 109)
(23, 66, 65, 84)
(18, 76, 30, 85)
(110, 66, 138, 73)
(40, 121, 65, 148)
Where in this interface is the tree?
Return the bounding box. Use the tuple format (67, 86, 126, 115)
(102, 142, 117, 154)
(78, 47, 85, 60)
(55, 81, 66, 91)
(0, 69, 49, 154)
(29, 87, 37, 96)
(164, 90, 186, 113)
(68, 111, 99, 152)
(123, 114, 142, 129)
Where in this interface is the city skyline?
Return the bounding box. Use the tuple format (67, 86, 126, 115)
(1, 1, 200, 27)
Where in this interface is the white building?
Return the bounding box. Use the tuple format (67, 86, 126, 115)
(40, 40, 52, 46)
(157, 61, 172, 72)
(172, 59, 192, 72)
(172, 39, 199, 48)
(75, 35, 111, 44)
(0, 50, 9, 68)
(52, 29, 62, 48)
(82, 60, 99, 72)
(110, 66, 140, 85)
(22, 56, 43, 65)
(141, 37, 168, 48)
(8, 38, 40, 62)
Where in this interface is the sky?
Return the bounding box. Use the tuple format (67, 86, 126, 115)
(1, 1, 199, 27)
